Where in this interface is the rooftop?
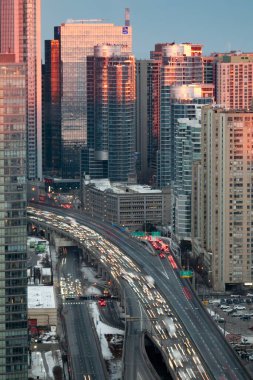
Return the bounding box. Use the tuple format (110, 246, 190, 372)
(84, 178, 161, 194)
(28, 286, 56, 309)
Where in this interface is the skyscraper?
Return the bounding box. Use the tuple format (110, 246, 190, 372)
(0, 1, 42, 377)
(155, 43, 214, 188)
(158, 43, 214, 188)
(55, 13, 132, 178)
(215, 52, 253, 110)
(0, 0, 42, 180)
(0, 57, 27, 380)
(85, 45, 136, 182)
(24, 0, 42, 180)
(193, 107, 253, 291)
(0, 0, 24, 62)
(172, 95, 213, 241)
(135, 59, 161, 184)
(42, 39, 61, 176)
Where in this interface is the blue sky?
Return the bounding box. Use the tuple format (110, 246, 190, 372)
(42, 0, 253, 59)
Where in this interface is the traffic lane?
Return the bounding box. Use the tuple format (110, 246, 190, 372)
(64, 304, 95, 379)
(158, 261, 249, 379)
(75, 304, 108, 380)
(123, 282, 156, 380)
(149, 267, 222, 378)
(62, 250, 80, 279)
(161, 260, 247, 376)
(99, 300, 125, 330)
(64, 303, 108, 380)
(176, 273, 249, 379)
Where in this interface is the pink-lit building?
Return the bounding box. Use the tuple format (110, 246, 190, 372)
(25, 0, 42, 180)
(0, 0, 42, 180)
(0, 1, 41, 378)
(85, 45, 136, 182)
(215, 52, 253, 110)
(0, 0, 24, 62)
(57, 15, 132, 178)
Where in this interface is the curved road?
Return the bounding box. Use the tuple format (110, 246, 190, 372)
(29, 205, 250, 380)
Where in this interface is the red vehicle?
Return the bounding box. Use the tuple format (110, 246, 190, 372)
(159, 253, 166, 259)
(98, 299, 107, 307)
(168, 255, 178, 269)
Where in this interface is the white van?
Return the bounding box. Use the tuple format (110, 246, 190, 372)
(220, 304, 229, 310)
(208, 299, 221, 305)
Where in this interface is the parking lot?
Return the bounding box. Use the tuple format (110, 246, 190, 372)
(206, 295, 253, 364)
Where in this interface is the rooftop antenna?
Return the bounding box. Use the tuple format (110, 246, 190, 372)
(125, 8, 130, 26)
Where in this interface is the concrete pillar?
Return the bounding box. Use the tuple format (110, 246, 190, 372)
(97, 266, 103, 277)
(101, 269, 107, 281)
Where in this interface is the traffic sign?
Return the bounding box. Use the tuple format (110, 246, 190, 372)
(180, 270, 193, 278)
(151, 231, 161, 237)
(131, 231, 146, 237)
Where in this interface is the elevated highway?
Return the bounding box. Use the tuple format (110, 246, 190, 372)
(28, 204, 250, 380)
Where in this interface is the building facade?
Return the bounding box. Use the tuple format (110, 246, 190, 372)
(172, 107, 203, 240)
(158, 83, 213, 188)
(24, 0, 42, 180)
(83, 179, 170, 228)
(55, 14, 132, 178)
(215, 52, 253, 110)
(157, 43, 214, 188)
(42, 39, 61, 176)
(193, 107, 253, 291)
(85, 45, 136, 182)
(135, 59, 161, 184)
(0, 60, 27, 379)
(0, 0, 24, 62)
(0, 0, 42, 180)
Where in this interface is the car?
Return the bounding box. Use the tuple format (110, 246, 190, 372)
(159, 253, 166, 259)
(224, 308, 234, 313)
(240, 315, 251, 320)
(234, 305, 246, 310)
(98, 299, 106, 307)
(220, 305, 229, 310)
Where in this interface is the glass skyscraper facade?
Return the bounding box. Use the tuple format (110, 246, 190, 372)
(0, 61, 27, 379)
(85, 45, 136, 182)
(157, 43, 214, 188)
(24, 0, 42, 180)
(58, 19, 132, 177)
(0, 0, 24, 63)
(0, 1, 40, 377)
(135, 59, 161, 184)
(172, 103, 212, 240)
(42, 39, 61, 176)
(0, 0, 42, 180)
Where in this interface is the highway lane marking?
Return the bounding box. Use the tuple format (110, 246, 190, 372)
(158, 260, 170, 280)
(170, 273, 228, 376)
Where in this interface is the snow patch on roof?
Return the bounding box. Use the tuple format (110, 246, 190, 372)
(28, 286, 56, 309)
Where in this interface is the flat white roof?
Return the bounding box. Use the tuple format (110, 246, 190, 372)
(85, 179, 161, 194)
(28, 286, 56, 309)
(41, 268, 52, 276)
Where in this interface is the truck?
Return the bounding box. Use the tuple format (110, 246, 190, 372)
(145, 275, 155, 288)
(65, 216, 77, 226)
(163, 317, 176, 338)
